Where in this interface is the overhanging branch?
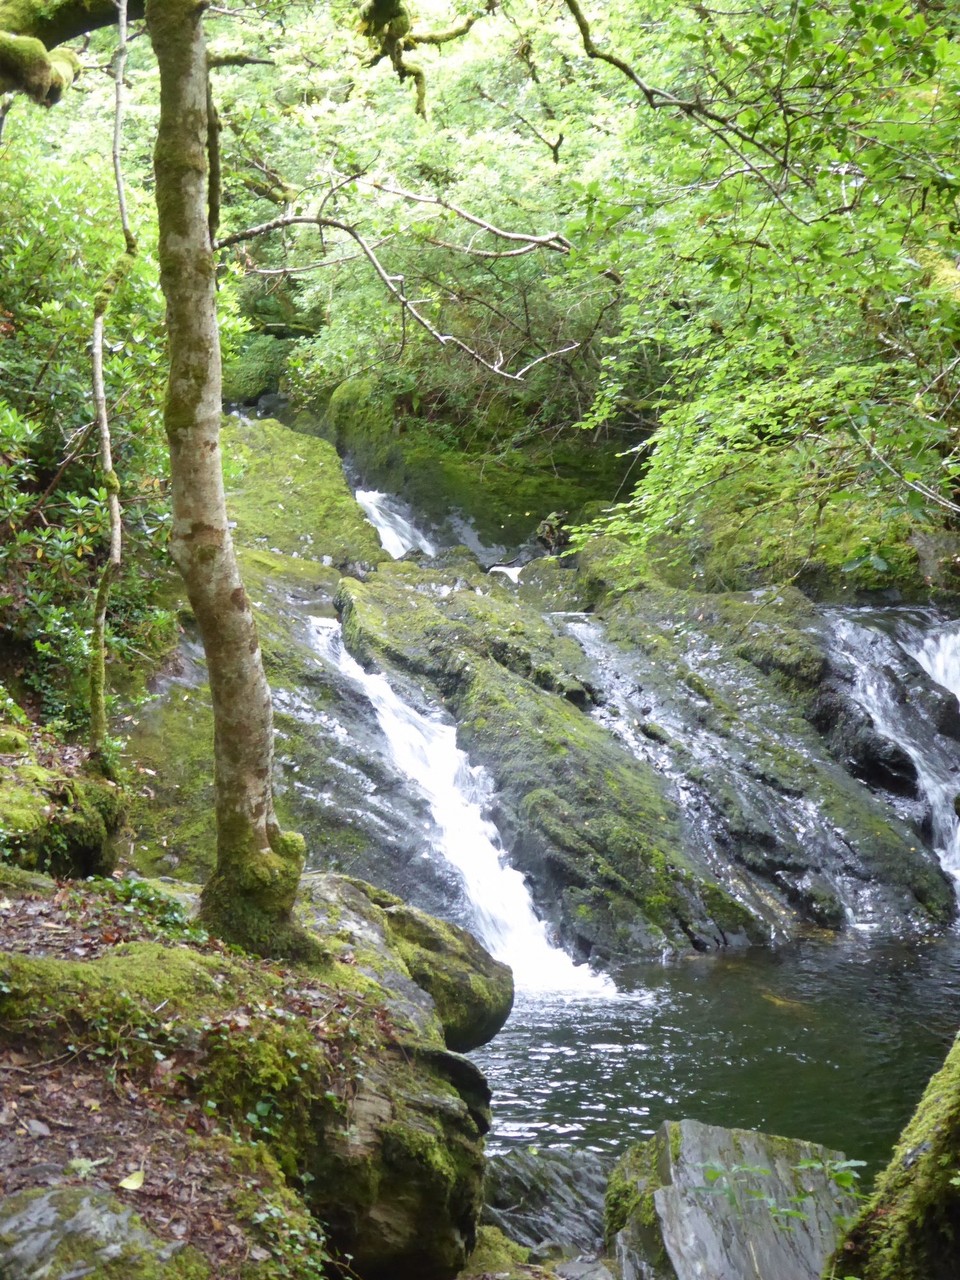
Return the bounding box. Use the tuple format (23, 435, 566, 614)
(215, 212, 579, 381)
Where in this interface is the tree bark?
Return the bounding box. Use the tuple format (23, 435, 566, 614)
(145, 0, 307, 954)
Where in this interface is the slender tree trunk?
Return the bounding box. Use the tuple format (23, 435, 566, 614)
(145, 0, 307, 953)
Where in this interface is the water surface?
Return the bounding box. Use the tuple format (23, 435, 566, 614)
(473, 935, 960, 1172)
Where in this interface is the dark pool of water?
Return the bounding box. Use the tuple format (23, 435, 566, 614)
(471, 934, 960, 1172)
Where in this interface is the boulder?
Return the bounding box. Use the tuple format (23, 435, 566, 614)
(607, 1119, 858, 1280)
(0, 1186, 208, 1279)
(0, 871, 511, 1280)
(300, 874, 514, 1053)
(483, 1147, 608, 1260)
(834, 1033, 960, 1279)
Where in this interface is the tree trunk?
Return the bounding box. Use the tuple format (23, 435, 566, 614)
(145, 0, 307, 954)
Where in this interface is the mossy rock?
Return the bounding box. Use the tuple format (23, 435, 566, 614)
(315, 376, 638, 549)
(336, 567, 770, 961)
(0, 729, 121, 878)
(609, 1119, 857, 1280)
(835, 1034, 960, 1280)
(0, 871, 503, 1280)
(222, 415, 386, 568)
(0, 1186, 210, 1279)
(458, 1225, 532, 1277)
(379, 895, 514, 1051)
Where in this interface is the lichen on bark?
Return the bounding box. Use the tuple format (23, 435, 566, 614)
(145, 0, 308, 955)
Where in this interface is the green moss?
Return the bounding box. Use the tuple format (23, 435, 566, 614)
(316, 376, 637, 547)
(605, 1130, 670, 1273)
(0, 742, 122, 879)
(835, 1035, 960, 1279)
(460, 1225, 530, 1276)
(338, 566, 765, 956)
(603, 445, 926, 599)
(0, 1186, 211, 1279)
(222, 415, 385, 568)
(381, 899, 513, 1052)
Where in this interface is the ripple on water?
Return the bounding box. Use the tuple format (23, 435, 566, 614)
(471, 936, 960, 1171)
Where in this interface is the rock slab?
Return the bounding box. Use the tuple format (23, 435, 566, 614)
(609, 1118, 858, 1280)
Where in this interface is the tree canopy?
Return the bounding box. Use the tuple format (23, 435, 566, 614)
(3, 0, 960, 937)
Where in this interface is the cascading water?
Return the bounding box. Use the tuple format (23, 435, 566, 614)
(830, 615, 960, 882)
(355, 489, 437, 559)
(308, 617, 612, 996)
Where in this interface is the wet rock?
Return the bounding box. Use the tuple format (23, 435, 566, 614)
(0, 1185, 207, 1278)
(607, 1119, 857, 1280)
(483, 1147, 608, 1259)
(808, 689, 920, 796)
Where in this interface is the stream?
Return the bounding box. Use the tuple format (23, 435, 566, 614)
(292, 488, 960, 1172)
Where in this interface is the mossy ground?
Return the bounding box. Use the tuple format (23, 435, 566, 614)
(0, 869, 495, 1280)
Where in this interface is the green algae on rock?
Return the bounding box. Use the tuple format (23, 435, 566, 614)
(0, 1186, 210, 1280)
(335, 564, 767, 961)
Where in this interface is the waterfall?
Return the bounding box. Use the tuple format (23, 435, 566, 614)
(309, 617, 613, 996)
(356, 489, 436, 559)
(831, 616, 960, 882)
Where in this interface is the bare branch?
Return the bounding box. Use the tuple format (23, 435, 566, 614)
(363, 179, 572, 251)
(215, 212, 579, 381)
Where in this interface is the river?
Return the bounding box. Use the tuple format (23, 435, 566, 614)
(326, 489, 960, 1174)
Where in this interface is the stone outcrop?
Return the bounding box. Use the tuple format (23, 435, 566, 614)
(0, 1186, 209, 1279)
(607, 1119, 858, 1280)
(834, 1033, 960, 1280)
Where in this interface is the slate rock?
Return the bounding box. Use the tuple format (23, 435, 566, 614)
(608, 1119, 858, 1280)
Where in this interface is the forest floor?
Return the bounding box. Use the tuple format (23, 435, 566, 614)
(0, 878, 276, 1275)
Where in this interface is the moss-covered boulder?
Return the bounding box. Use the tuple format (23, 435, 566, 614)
(0, 719, 121, 878)
(301, 874, 513, 1053)
(0, 870, 508, 1280)
(0, 1187, 210, 1279)
(607, 1119, 857, 1280)
(834, 1034, 960, 1280)
(222, 414, 386, 569)
(309, 376, 636, 552)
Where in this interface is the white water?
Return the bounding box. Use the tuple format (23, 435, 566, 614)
(835, 617, 960, 882)
(489, 565, 524, 585)
(356, 489, 436, 559)
(309, 616, 613, 996)
(904, 624, 960, 877)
